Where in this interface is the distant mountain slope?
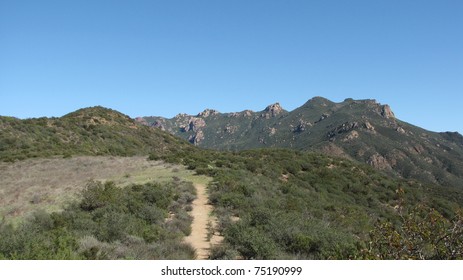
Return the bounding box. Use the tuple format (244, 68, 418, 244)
(138, 97, 463, 188)
(0, 106, 193, 162)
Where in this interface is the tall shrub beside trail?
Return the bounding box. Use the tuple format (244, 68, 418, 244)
(366, 206, 463, 260)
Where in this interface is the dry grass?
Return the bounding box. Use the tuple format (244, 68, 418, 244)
(0, 156, 210, 223)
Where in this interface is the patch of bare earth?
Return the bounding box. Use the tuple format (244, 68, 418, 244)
(184, 183, 223, 260)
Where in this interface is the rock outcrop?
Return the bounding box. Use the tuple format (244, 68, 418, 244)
(381, 105, 395, 119)
(198, 109, 219, 118)
(328, 122, 359, 141)
(364, 121, 375, 131)
(224, 125, 238, 134)
(151, 120, 165, 130)
(180, 117, 206, 132)
(368, 153, 392, 170)
(134, 117, 148, 126)
(293, 119, 312, 133)
(189, 130, 205, 145)
(262, 103, 284, 118)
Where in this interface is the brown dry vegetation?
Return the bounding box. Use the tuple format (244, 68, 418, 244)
(0, 156, 207, 223)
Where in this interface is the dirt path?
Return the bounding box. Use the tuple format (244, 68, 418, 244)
(184, 183, 223, 260)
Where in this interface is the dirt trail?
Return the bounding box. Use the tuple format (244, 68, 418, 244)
(184, 183, 223, 260)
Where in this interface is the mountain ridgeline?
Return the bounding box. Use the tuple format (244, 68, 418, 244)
(1, 102, 463, 259)
(138, 97, 463, 188)
(0, 106, 194, 162)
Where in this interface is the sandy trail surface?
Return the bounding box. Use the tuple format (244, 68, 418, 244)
(184, 183, 223, 260)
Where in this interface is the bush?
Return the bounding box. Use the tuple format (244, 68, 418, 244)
(225, 223, 278, 260)
(0, 177, 197, 260)
(366, 206, 463, 260)
(80, 181, 121, 211)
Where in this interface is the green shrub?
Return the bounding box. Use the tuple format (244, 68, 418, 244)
(225, 223, 278, 260)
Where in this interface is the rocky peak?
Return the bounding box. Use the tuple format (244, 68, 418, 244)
(381, 105, 395, 119)
(174, 113, 190, 119)
(229, 110, 255, 118)
(198, 109, 219, 118)
(305, 96, 333, 107)
(181, 117, 206, 132)
(243, 110, 254, 117)
(265, 103, 283, 113)
(263, 103, 284, 118)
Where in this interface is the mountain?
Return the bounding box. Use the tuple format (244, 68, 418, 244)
(2, 105, 463, 259)
(0, 106, 194, 162)
(137, 97, 463, 188)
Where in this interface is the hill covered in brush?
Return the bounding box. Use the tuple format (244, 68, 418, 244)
(138, 97, 463, 188)
(0, 106, 194, 162)
(160, 148, 463, 259)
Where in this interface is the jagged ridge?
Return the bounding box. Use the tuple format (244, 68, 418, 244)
(138, 98, 463, 188)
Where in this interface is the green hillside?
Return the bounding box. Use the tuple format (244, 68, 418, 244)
(139, 97, 463, 188)
(160, 148, 463, 259)
(0, 106, 194, 162)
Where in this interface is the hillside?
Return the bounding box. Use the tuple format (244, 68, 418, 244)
(160, 148, 463, 259)
(0, 106, 194, 162)
(1, 105, 463, 259)
(138, 97, 463, 188)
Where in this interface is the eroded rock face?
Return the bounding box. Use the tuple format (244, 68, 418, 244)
(364, 121, 375, 131)
(396, 127, 406, 134)
(198, 109, 219, 118)
(409, 144, 425, 154)
(368, 153, 392, 170)
(343, 131, 359, 142)
(188, 117, 206, 132)
(262, 103, 284, 118)
(179, 117, 206, 132)
(316, 114, 330, 123)
(293, 119, 313, 133)
(189, 130, 205, 145)
(135, 117, 148, 126)
(135, 117, 165, 130)
(243, 110, 254, 117)
(224, 125, 238, 134)
(381, 105, 395, 119)
(151, 120, 165, 130)
(269, 127, 277, 136)
(328, 122, 359, 140)
(229, 110, 255, 118)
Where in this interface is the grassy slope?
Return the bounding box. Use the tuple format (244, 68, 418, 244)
(0, 155, 211, 260)
(0, 156, 209, 224)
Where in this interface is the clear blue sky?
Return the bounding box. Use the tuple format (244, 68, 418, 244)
(1, 0, 462, 133)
